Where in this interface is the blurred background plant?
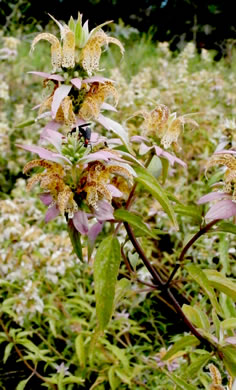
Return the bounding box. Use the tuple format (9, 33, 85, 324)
(0, 2, 236, 389)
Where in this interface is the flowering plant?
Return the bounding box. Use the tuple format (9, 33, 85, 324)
(1, 12, 236, 389)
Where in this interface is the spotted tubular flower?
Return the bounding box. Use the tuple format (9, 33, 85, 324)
(79, 81, 118, 120)
(80, 29, 124, 75)
(23, 159, 78, 217)
(31, 19, 75, 71)
(30, 72, 117, 128)
(77, 160, 133, 209)
(19, 126, 134, 234)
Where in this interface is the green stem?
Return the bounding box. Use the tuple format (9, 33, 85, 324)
(165, 219, 220, 288)
(123, 222, 216, 349)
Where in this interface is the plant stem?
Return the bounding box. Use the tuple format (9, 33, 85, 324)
(123, 222, 215, 348)
(124, 222, 164, 287)
(0, 315, 57, 390)
(165, 219, 220, 288)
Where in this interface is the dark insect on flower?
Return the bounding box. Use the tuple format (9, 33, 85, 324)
(70, 123, 92, 147)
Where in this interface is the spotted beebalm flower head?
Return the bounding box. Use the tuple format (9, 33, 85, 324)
(31, 12, 124, 74)
(23, 159, 78, 217)
(198, 150, 236, 220)
(31, 71, 118, 128)
(77, 159, 133, 209)
(18, 128, 134, 233)
(132, 104, 198, 149)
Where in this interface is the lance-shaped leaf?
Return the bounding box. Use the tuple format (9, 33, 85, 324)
(174, 204, 202, 224)
(186, 352, 212, 377)
(182, 304, 210, 331)
(16, 119, 36, 128)
(163, 371, 196, 390)
(94, 235, 121, 330)
(215, 222, 236, 235)
(221, 318, 236, 330)
(219, 345, 236, 376)
(162, 335, 200, 361)
(114, 209, 158, 239)
(186, 265, 223, 316)
(67, 218, 83, 262)
(135, 166, 178, 229)
(204, 269, 236, 301)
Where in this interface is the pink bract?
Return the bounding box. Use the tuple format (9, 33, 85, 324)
(205, 199, 236, 220)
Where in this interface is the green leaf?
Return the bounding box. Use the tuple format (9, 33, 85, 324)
(16, 377, 31, 390)
(212, 309, 221, 340)
(104, 341, 129, 370)
(182, 305, 203, 329)
(147, 155, 162, 179)
(220, 293, 236, 318)
(114, 278, 130, 306)
(62, 376, 84, 385)
(164, 371, 196, 390)
(182, 305, 210, 330)
(160, 157, 169, 184)
(114, 209, 158, 239)
(162, 335, 200, 361)
(186, 265, 223, 316)
(16, 119, 35, 128)
(67, 219, 83, 261)
(94, 235, 121, 330)
(108, 366, 120, 390)
(186, 353, 212, 377)
(75, 334, 86, 367)
(220, 345, 236, 376)
(3, 342, 13, 363)
(135, 166, 178, 229)
(221, 318, 236, 330)
(115, 368, 131, 386)
(194, 306, 211, 331)
(174, 204, 202, 224)
(215, 222, 236, 235)
(204, 269, 236, 301)
(219, 234, 229, 275)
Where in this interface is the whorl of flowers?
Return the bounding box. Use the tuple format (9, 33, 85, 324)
(131, 104, 198, 149)
(31, 13, 124, 74)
